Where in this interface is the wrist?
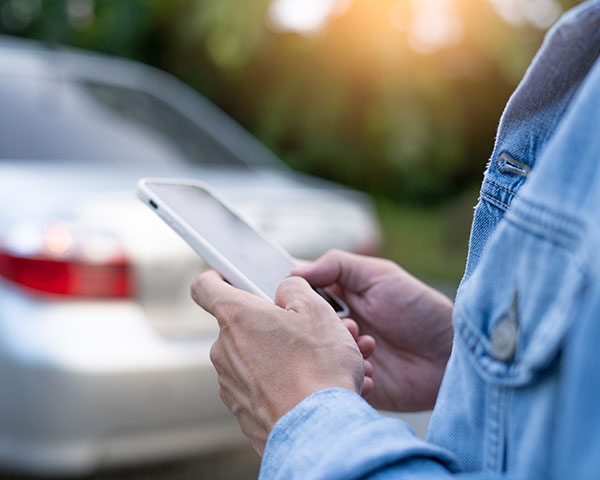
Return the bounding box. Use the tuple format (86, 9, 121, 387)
(274, 380, 360, 422)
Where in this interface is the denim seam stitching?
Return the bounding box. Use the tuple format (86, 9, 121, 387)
(498, 387, 508, 472)
(457, 316, 496, 365)
(485, 180, 517, 197)
(455, 321, 537, 385)
(456, 310, 561, 384)
(455, 261, 585, 383)
(504, 217, 577, 252)
(518, 196, 586, 230)
(481, 192, 509, 210)
(484, 384, 496, 472)
(505, 210, 582, 250)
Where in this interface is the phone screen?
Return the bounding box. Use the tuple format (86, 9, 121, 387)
(145, 183, 295, 301)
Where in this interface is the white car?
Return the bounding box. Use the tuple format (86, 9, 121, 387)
(0, 36, 381, 475)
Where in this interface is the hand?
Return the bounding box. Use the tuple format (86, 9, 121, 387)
(293, 250, 454, 412)
(191, 271, 366, 454)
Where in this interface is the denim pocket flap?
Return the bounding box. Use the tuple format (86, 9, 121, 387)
(454, 197, 587, 386)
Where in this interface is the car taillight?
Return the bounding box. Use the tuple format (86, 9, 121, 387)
(0, 253, 133, 297)
(0, 221, 135, 298)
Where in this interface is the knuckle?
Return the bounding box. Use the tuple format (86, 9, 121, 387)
(190, 280, 201, 302)
(280, 279, 314, 306)
(209, 341, 223, 366)
(276, 276, 307, 301)
(325, 248, 346, 262)
(304, 295, 330, 318)
(212, 300, 239, 324)
(315, 299, 337, 318)
(218, 385, 230, 405)
(283, 275, 307, 290)
(380, 257, 399, 271)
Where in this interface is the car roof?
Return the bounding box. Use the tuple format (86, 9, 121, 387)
(0, 35, 286, 170)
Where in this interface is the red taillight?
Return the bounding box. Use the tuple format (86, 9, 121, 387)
(0, 252, 134, 298)
(0, 221, 135, 299)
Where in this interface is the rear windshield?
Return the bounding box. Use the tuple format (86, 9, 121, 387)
(0, 75, 248, 168)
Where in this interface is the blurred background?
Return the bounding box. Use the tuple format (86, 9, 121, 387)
(0, 0, 583, 285)
(0, 0, 584, 478)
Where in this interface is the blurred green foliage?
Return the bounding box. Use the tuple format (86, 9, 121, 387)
(0, 0, 582, 203)
(0, 0, 583, 282)
(377, 189, 477, 285)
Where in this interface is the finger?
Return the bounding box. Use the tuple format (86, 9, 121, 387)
(342, 318, 359, 340)
(209, 339, 224, 371)
(291, 249, 375, 292)
(191, 270, 267, 325)
(364, 359, 373, 378)
(274, 276, 329, 315)
(362, 376, 374, 397)
(293, 258, 312, 269)
(357, 335, 376, 359)
(218, 383, 236, 413)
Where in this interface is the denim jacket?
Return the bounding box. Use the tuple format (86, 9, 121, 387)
(259, 1, 600, 478)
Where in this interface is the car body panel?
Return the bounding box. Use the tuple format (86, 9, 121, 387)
(0, 36, 381, 474)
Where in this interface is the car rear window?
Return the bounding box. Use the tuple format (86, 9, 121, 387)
(0, 75, 249, 168)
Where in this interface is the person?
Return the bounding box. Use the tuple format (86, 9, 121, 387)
(191, 1, 600, 478)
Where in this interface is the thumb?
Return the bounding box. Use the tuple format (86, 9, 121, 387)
(292, 249, 372, 292)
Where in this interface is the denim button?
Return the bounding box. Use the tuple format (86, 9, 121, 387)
(491, 291, 519, 362)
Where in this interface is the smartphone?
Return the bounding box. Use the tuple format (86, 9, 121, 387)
(136, 178, 349, 317)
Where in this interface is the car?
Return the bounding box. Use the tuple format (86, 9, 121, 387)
(0, 35, 381, 475)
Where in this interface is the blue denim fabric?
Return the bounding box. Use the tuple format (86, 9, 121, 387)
(259, 1, 600, 478)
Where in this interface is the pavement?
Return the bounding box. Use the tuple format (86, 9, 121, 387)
(0, 412, 431, 480)
(0, 445, 261, 480)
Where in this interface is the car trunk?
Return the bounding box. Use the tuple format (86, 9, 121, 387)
(0, 162, 379, 339)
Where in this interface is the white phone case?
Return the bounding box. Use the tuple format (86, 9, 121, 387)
(136, 178, 349, 317)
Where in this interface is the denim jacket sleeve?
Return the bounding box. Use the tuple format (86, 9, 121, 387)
(259, 388, 458, 480)
(260, 388, 527, 480)
(260, 1, 600, 478)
